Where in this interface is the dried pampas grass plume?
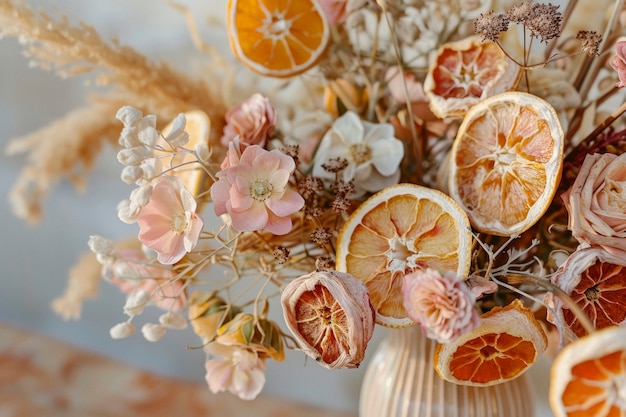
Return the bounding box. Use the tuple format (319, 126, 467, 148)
(0, 0, 227, 224)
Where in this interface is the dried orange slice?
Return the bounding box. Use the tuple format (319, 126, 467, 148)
(423, 36, 520, 119)
(448, 91, 564, 236)
(226, 0, 330, 78)
(547, 247, 626, 338)
(434, 299, 547, 386)
(335, 183, 472, 327)
(550, 325, 626, 417)
(155, 110, 210, 197)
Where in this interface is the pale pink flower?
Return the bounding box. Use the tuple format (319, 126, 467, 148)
(562, 152, 626, 255)
(319, 0, 348, 24)
(137, 176, 204, 265)
(402, 268, 480, 343)
(211, 145, 304, 235)
(220, 94, 276, 147)
(609, 40, 626, 88)
(204, 342, 266, 401)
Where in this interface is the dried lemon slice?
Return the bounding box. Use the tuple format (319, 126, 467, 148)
(226, 0, 330, 78)
(550, 325, 626, 417)
(335, 183, 472, 328)
(448, 91, 564, 236)
(434, 299, 547, 386)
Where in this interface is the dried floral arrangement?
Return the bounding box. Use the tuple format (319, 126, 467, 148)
(4, 0, 626, 414)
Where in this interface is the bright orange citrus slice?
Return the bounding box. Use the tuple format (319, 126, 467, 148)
(155, 110, 211, 197)
(448, 91, 564, 236)
(226, 0, 330, 78)
(335, 183, 472, 327)
(434, 299, 547, 386)
(547, 247, 626, 338)
(550, 325, 626, 417)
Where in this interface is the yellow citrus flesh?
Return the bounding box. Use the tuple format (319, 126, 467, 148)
(335, 183, 472, 327)
(434, 299, 547, 386)
(227, 0, 330, 78)
(448, 92, 564, 236)
(156, 110, 210, 197)
(550, 325, 626, 417)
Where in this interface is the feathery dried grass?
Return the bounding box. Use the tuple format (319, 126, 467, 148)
(1, 0, 227, 223)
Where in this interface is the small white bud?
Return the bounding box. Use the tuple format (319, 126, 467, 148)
(164, 113, 189, 148)
(195, 143, 210, 164)
(116, 106, 143, 127)
(129, 184, 152, 207)
(140, 158, 162, 180)
(117, 146, 150, 166)
(110, 322, 136, 339)
(96, 253, 115, 266)
(113, 261, 140, 281)
(121, 166, 143, 184)
(88, 235, 114, 255)
(159, 312, 188, 329)
(117, 199, 141, 224)
(124, 289, 151, 316)
(142, 323, 166, 342)
(138, 126, 159, 147)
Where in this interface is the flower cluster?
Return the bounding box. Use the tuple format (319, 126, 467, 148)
(5, 0, 626, 412)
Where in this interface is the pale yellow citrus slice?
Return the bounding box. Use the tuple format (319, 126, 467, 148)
(226, 0, 330, 78)
(335, 183, 472, 327)
(156, 110, 210, 197)
(550, 325, 626, 417)
(434, 299, 547, 386)
(448, 91, 564, 236)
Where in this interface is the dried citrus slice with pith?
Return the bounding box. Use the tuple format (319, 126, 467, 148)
(550, 325, 626, 417)
(448, 91, 564, 236)
(335, 183, 472, 327)
(226, 0, 330, 78)
(434, 299, 547, 386)
(547, 247, 626, 338)
(156, 110, 211, 197)
(423, 36, 520, 119)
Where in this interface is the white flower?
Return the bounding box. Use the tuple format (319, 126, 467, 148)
(204, 342, 266, 401)
(109, 322, 136, 339)
(123, 289, 150, 316)
(163, 113, 189, 148)
(141, 323, 166, 342)
(88, 235, 114, 256)
(159, 311, 188, 329)
(312, 111, 404, 197)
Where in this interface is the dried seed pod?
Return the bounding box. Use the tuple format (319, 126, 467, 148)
(281, 270, 375, 369)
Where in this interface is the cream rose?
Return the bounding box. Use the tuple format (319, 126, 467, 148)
(562, 152, 626, 255)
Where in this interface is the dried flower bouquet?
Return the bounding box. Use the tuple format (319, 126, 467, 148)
(4, 0, 626, 414)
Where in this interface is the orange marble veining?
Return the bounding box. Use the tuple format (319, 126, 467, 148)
(0, 321, 356, 417)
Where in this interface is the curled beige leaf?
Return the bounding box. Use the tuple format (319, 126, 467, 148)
(280, 270, 375, 369)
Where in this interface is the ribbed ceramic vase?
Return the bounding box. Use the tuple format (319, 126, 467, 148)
(359, 326, 535, 417)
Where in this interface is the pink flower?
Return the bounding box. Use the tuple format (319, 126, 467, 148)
(609, 41, 626, 88)
(204, 342, 266, 401)
(220, 94, 276, 147)
(319, 0, 348, 24)
(402, 268, 480, 343)
(562, 152, 626, 255)
(211, 145, 304, 235)
(137, 176, 204, 265)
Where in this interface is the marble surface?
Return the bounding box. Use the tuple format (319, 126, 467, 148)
(0, 1, 555, 415)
